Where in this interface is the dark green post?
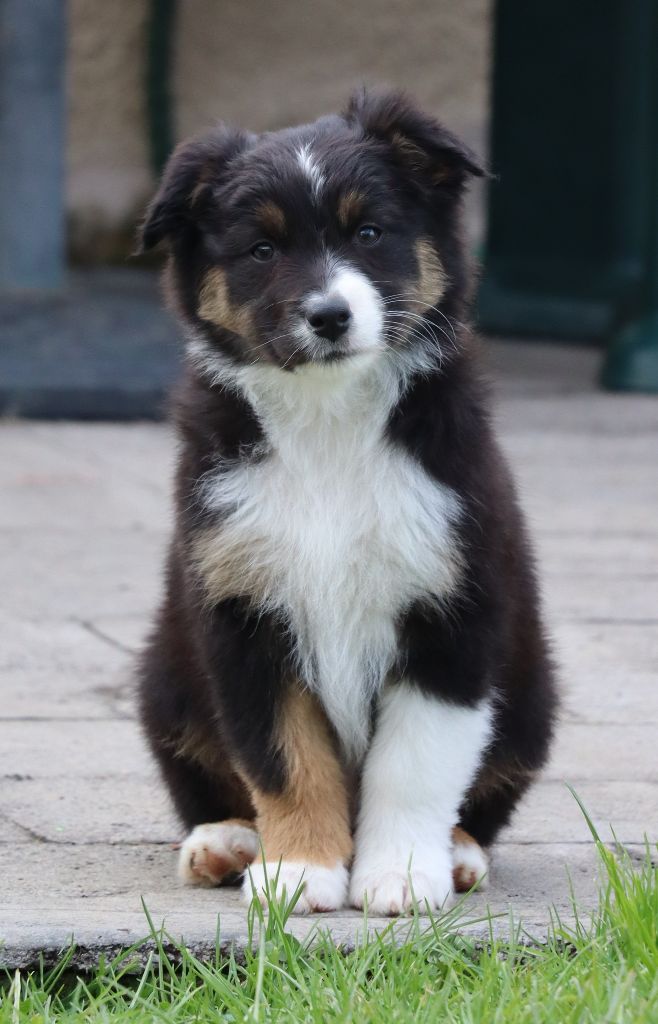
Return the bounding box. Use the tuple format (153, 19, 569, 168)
(146, 0, 177, 176)
(602, 63, 658, 390)
(479, 0, 658, 391)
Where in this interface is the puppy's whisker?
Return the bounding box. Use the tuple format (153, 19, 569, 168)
(384, 315, 455, 368)
(384, 309, 458, 353)
(245, 329, 299, 359)
(279, 340, 306, 371)
(259, 295, 301, 313)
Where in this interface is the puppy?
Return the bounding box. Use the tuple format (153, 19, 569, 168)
(137, 89, 557, 916)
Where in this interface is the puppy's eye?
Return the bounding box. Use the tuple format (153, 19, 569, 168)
(251, 241, 275, 262)
(356, 224, 382, 246)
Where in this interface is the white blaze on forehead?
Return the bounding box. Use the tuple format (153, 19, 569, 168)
(296, 144, 325, 201)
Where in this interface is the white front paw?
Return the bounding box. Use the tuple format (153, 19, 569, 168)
(350, 857, 453, 915)
(243, 860, 348, 914)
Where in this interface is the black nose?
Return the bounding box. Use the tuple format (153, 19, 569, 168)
(305, 299, 352, 342)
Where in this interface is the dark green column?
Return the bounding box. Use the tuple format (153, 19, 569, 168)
(479, 0, 658, 391)
(602, 73, 658, 391)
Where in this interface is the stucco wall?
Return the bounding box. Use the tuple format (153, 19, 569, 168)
(67, 0, 491, 260)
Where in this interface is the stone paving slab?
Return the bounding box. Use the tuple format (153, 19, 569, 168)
(1, 777, 654, 850)
(545, 724, 658, 782)
(562, 672, 658, 724)
(546, 577, 658, 621)
(1, 340, 657, 968)
(0, 721, 151, 778)
(0, 843, 617, 969)
(0, 529, 167, 620)
(555, 621, 658, 675)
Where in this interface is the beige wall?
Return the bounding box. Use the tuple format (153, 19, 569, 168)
(67, 0, 491, 260)
(67, 0, 151, 258)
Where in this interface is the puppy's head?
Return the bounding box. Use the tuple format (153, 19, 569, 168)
(140, 89, 484, 375)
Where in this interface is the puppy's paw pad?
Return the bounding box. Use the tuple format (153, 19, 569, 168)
(243, 860, 347, 914)
(452, 837, 488, 893)
(178, 822, 259, 886)
(350, 868, 453, 916)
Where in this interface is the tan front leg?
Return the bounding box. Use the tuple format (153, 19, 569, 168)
(242, 686, 352, 913)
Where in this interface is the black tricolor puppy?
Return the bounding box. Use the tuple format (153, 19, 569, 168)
(138, 89, 557, 915)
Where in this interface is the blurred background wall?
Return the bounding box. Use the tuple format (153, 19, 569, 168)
(67, 0, 492, 262)
(3, 0, 655, 414)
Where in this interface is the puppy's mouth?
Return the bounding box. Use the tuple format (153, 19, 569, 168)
(278, 345, 355, 371)
(317, 348, 351, 363)
(308, 337, 355, 364)
(268, 325, 365, 371)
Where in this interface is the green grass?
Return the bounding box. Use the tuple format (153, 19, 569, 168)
(2, 827, 657, 1023)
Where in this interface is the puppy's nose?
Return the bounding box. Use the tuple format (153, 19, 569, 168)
(305, 299, 352, 342)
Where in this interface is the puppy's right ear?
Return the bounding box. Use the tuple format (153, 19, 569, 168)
(345, 88, 486, 189)
(137, 125, 254, 253)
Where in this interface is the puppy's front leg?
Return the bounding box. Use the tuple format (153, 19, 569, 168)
(350, 683, 493, 915)
(243, 686, 352, 914)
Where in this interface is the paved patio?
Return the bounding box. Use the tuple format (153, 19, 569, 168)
(1, 340, 657, 968)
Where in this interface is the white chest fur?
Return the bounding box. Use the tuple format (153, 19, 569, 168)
(200, 357, 463, 758)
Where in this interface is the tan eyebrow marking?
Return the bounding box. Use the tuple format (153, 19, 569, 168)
(255, 201, 286, 235)
(337, 190, 366, 229)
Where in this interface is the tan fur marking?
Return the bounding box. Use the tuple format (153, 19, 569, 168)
(337, 190, 365, 229)
(247, 687, 352, 867)
(256, 200, 286, 235)
(414, 238, 447, 307)
(165, 721, 255, 819)
(170, 722, 225, 770)
(471, 762, 537, 799)
(188, 159, 216, 207)
(189, 178, 209, 207)
(192, 526, 268, 607)
(451, 825, 486, 892)
(391, 131, 430, 172)
(198, 267, 253, 336)
(391, 132, 455, 185)
(431, 166, 454, 186)
(452, 826, 478, 848)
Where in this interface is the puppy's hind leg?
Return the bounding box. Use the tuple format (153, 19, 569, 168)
(139, 616, 259, 886)
(455, 759, 538, 883)
(148, 735, 259, 886)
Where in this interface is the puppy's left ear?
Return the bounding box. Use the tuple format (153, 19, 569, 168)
(344, 87, 486, 189)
